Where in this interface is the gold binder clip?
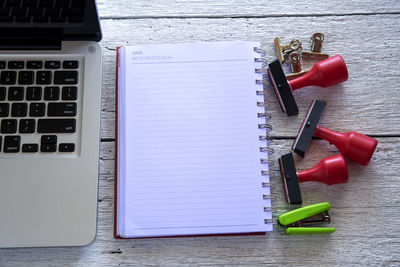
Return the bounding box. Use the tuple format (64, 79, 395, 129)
(274, 37, 302, 63)
(285, 52, 309, 80)
(302, 33, 329, 60)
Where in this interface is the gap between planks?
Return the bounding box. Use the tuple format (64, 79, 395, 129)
(99, 12, 400, 20)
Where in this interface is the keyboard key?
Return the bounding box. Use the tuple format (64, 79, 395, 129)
(28, 7, 43, 16)
(44, 86, 59, 100)
(39, 0, 53, 7)
(0, 61, 6, 69)
(26, 86, 42, 100)
(0, 103, 9, 117)
(8, 87, 24, 101)
(62, 7, 82, 16)
(50, 16, 65, 22)
(11, 103, 27, 117)
(29, 102, 45, 116)
(19, 119, 35, 133)
(22, 0, 38, 7)
(0, 7, 10, 16)
(27, 61, 43, 69)
(1, 119, 17, 133)
(48, 102, 76, 116)
(63, 60, 78, 69)
(18, 71, 34, 85)
(45, 60, 60, 69)
(8, 61, 24, 69)
(41, 134, 57, 144)
(59, 143, 74, 152)
(0, 87, 6, 100)
(67, 16, 83, 23)
(3, 136, 20, 153)
(44, 7, 59, 16)
(36, 71, 52, 84)
(71, 0, 85, 7)
(0, 16, 13, 22)
(6, 0, 21, 7)
(15, 16, 31, 22)
(1, 71, 17, 85)
(40, 134, 57, 152)
(22, 143, 38, 152)
(11, 7, 28, 16)
(41, 143, 56, 152)
(55, 0, 69, 7)
(62, 86, 77, 100)
(54, 71, 78, 84)
(32, 16, 48, 22)
(37, 119, 75, 133)
(0, 136, 2, 151)
(6, 0, 21, 6)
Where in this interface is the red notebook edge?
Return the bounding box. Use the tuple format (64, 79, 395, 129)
(114, 46, 121, 239)
(113, 45, 267, 239)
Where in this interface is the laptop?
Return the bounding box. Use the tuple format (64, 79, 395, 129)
(0, 0, 102, 247)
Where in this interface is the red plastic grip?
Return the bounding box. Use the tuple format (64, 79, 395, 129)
(314, 126, 378, 165)
(289, 55, 348, 90)
(297, 154, 349, 185)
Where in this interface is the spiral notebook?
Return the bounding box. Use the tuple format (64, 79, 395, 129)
(115, 41, 272, 238)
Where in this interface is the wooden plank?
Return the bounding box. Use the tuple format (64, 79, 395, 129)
(96, 0, 400, 18)
(1, 138, 397, 265)
(1, 2, 398, 266)
(100, 15, 400, 138)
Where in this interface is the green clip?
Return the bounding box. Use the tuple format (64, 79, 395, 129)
(278, 202, 335, 235)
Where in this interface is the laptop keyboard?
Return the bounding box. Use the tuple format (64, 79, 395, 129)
(0, 0, 85, 23)
(0, 57, 82, 154)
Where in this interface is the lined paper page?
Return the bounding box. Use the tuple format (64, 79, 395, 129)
(117, 42, 271, 237)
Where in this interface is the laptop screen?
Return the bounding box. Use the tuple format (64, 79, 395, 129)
(0, 0, 102, 44)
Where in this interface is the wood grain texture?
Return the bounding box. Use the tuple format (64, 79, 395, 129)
(1, 138, 399, 266)
(96, 0, 400, 17)
(1, 1, 399, 266)
(99, 14, 400, 138)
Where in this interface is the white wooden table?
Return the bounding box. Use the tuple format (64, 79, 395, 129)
(1, 1, 399, 265)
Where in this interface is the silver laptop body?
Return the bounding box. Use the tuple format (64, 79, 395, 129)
(0, 0, 102, 248)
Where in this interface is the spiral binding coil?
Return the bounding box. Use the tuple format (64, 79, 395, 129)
(254, 47, 274, 226)
(264, 219, 274, 224)
(260, 159, 273, 164)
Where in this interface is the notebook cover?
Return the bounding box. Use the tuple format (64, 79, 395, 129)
(114, 45, 268, 239)
(114, 47, 121, 239)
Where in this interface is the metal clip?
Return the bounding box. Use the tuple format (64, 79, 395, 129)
(285, 52, 309, 80)
(274, 37, 302, 63)
(302, 33, 329, 60)
(311, 32, 324, 52)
